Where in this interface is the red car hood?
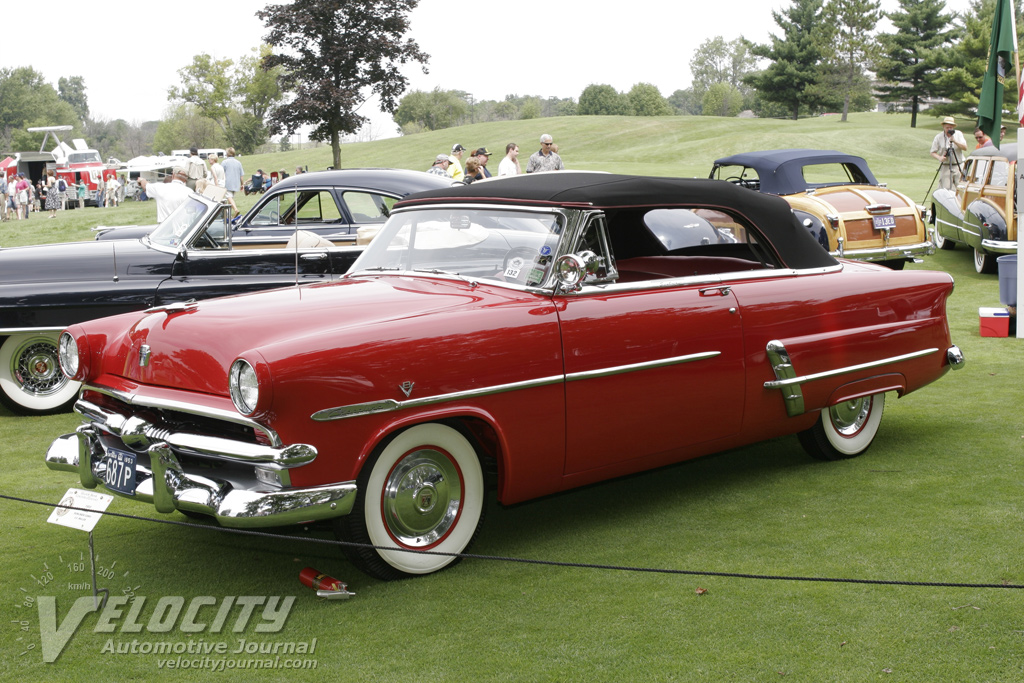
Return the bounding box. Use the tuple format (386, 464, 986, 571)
(105, 275, 532, 397)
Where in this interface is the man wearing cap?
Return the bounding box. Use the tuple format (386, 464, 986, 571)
(427, 154, 451, 176)
(448, 144, 466, 181)
(930, 117, 967, 190)
(138, 167, 191, 223)
(470, 148, 493, 179)
(527, 134, 565, 174)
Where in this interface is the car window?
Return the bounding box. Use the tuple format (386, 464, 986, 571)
(970, 159, 990, 184)
(189, 207, 233, 251)
(801, 163, 857, 185)
(713, 164, 760, 190)
(575, 216, 617, 283)
(343, 192, 395, 223)
(990, 160, 1008, 187)
(643, 209, 739, 251)
(296, 190, 344, 223)
(147, 197, 212, 248)
(251, 195, 282, 226)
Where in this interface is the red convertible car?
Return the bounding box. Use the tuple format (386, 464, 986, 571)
(46, 173, 964, 581)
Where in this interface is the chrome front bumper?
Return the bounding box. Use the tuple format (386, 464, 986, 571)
(45, 420, 357, 528)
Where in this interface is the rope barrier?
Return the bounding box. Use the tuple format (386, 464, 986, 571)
(2, 492, 1020, 590)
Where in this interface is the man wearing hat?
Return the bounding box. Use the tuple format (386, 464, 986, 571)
(138, 167, 191, 223)
(427, 154, 451, 177)
(447, 144, 466, 181)
(470, 148, 493, 179)
(930, 116, 967, 190)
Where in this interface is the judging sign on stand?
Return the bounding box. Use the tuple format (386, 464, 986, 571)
(47, 488, 113, 533)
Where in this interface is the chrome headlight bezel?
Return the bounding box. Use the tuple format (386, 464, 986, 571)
(229, 359, 260, 416)
(58, 331, 80, 379)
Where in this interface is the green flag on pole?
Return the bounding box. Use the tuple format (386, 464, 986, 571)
(977, 0, 1018, 148)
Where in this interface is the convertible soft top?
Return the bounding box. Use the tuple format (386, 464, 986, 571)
(398, 171, 838, 270)
(711, 149, 879, 196)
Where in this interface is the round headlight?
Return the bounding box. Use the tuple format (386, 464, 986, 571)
(58, 332, 80, 378)
(229, 359, 260, 415)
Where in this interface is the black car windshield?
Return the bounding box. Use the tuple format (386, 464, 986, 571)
(147, 197, 211, 248)
(350, 208, 564, 287)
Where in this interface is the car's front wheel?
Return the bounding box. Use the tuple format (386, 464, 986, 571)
(934, 230, 956, 250)
(798, 393, 885, 461)
(0, 333, 81, 415)
(974, 248, 998, 274)
(335, 423, 486, 581)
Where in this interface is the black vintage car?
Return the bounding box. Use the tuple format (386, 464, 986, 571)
(0, 169, 453, 415)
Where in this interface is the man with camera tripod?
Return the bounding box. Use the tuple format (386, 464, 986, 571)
(929, 116, 968, 190)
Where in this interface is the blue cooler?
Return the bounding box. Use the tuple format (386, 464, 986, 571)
(997, 255, 1017, 306)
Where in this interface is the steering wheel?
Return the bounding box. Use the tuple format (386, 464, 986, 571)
(724, 176, 745, 185)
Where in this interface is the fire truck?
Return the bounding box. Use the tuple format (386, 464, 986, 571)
(0, 126, 116, 207)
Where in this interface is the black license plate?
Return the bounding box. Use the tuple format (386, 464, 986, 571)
(104, 447, 138, 495)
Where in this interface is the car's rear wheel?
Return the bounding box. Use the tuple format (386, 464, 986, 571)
(0, 333, 81, 415)
(974, 248, 998, 274)
(798, 393, 885, 461)
(335, 423, 485, 581)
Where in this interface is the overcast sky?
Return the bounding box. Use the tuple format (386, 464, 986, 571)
(10, 0, 976, 139)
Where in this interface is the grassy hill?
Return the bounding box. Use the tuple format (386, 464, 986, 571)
(0, 111, 961, 249)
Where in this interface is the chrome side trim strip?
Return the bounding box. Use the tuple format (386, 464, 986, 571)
(312, 374, 565, 422)
(0, 326, 63, 335)
(764, 340, 938, 417)
(311, 351, 721, 422)
(565, 352, 721, 382)
(81, 383, 281, 447)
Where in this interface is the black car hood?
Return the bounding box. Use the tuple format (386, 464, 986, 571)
(0, 239, 173, 286)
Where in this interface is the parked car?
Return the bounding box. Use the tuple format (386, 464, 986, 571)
(0, 169, 453, 415)
(710, 149, 934, 269)
(46, 173, 963, 581)
(930, 143, 1018, 273)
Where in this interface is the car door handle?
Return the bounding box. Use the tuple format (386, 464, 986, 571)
(300, 253, 328, 261)
(699, 286, 731, 297)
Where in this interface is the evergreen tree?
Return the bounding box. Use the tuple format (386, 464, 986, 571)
(820, 0, 882, 121)
(744, 0, 828, 119)
(874, 0, 955, 127)
(930, 0, 1024, 123)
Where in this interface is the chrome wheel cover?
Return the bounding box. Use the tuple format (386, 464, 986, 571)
(382, 448, 463, 548)
(10, 337, 67, 397)
(828, 397, 873, 438)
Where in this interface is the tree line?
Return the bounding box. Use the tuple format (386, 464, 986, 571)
(395, 0, 1023, 130)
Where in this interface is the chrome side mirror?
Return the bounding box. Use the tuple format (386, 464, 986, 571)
(555, 250, 599, 293)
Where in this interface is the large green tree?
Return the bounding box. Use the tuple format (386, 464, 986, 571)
(874, 0, 955, 127)
(167, 47, 282, 153)
(745, 0, 828, 119)
(58, 76, 89, 122)
(930, 0, 1024, 123)
(258, 0, 428, 169)
(627, 83, 672, 116)
(689, 36, 757, 113)
(578, 84, 632, 115)
(393, 88, 470, 133)
(0, 67, 80, 151)
(820, 0, 882, 121)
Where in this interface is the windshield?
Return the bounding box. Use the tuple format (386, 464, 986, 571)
(147, 197, 212, 248)
(68, 151, 102, 165)
(350, 208, 564, 287)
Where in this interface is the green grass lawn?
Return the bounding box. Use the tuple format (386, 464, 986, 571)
(2, 113, 1024, 681)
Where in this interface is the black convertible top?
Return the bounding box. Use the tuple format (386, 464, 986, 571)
(398, 172, 838, 270)
(711, 149, 879, 195)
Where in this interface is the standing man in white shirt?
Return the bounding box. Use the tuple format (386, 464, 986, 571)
(498, 143, 520, 176)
